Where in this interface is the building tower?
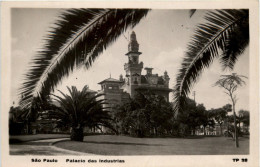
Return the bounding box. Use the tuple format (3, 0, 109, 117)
(123, 31, 143, 97)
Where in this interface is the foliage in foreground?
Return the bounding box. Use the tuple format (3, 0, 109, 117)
(49, 85, 113, 141)
(111, 92, 175, 137)
(19, 9, 150, 110)
(174, 9, 249, 113)
(18, 9, 249, 120)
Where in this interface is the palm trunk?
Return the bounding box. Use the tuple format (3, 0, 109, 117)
(70, 127, 84, 141)
(226, 118, 229, 137)
(192, 127, 196, 135)
(25, 120, 29, 134)
(220, 124, 223, 136)
(232, 98, 239, 148)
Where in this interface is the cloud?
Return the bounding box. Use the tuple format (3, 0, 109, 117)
(145, 47, 185, 84)
(152, 47, 184, 69)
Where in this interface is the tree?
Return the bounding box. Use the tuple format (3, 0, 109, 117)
(9, 106, 25, 135)
(177, 98, 197, 135)
(113, 91, 175, 137)
(128, 109, 149, 137)
(194, 104, 208, 135)
(214, 73, 247, 147)
(238, 110, 250, 132)
(49, 85, 112, 141)
(177, 98, 208, 136)
(173, 9, 248, 114)
(222, 104, 232, 135)
(9, 96, 51, 135)
(133, 91, 175, 136)
(211, 105, 229, 135)
(112, 103, 130, 135)
(114, 95, 149, 137)
(201, 109, 215, 136)
(18, 9, 249, 118)
(19, 9, 149, 110)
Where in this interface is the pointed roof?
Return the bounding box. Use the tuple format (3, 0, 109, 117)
(126, 31, 142, 56)
(98, 77, 123, 84)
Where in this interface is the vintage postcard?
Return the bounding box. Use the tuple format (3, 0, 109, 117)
(1, 1, 259, 167)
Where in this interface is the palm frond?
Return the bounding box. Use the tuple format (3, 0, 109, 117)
(173, 9, 249, 113)
(50, 85, 110, 127)
(189, 9, 196, 18)
(214, 73, 247, 93)
(19, 9, 150, 109)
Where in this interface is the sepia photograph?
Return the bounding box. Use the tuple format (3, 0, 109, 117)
(1, 1, 259, 167)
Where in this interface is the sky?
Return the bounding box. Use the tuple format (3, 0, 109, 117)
(11, 9, 249, 112)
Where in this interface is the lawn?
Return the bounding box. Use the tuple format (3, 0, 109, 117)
(9, 134, 69, 143)
(54, 135, 249, 155)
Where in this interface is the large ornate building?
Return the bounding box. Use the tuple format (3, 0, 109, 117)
(98, 31, 171, 109)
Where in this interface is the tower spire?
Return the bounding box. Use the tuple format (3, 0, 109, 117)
(128, 31, 139, 52)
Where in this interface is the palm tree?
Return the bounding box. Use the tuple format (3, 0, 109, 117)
(18, 9, 249, 116)
(49, 85, 112, 141)
(173, 9, 249, 113)
(19, 9, 149, 109)
(214, 73, 247, 147)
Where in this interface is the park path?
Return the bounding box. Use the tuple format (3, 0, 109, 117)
(10, 138, 96, 155)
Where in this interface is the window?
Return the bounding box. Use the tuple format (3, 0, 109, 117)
(134, 77, 138, 84)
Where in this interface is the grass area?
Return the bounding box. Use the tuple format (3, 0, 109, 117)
(55, 135, 249, 155)
(9, 134, 69, 144)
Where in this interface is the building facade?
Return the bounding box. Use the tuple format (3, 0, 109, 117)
(98, 31, 172, 109)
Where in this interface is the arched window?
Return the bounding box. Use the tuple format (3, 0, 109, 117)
(134, 77, 138, 84)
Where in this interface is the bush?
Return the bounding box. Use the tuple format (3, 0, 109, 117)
(9, 122, 24, 135)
